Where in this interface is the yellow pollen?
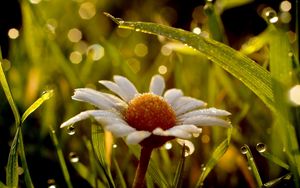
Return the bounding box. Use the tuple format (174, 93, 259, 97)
(125, 93, 176, 132)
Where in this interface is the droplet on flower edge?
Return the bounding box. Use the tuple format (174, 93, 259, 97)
(67, 125, 76, 135)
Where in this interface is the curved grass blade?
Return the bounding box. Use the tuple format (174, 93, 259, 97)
(128, 145, 170, 187)
(172, 145, 186, 188)
(104, 13, 275, 112)
(195, 127, 232, 187)
(240, 145, 263, 187)
(6, 127, 20, 188)
(21, 90, 54, 123)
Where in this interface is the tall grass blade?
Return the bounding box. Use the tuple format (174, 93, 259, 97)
(0, 181, 7, 188)
(240, 145, 263, 187)
(113, 158, 127, 188)
(21, 90, 54, 123)
(195, 127, 232, 187)
(49, 128, 73, 188)
(0, 58, 20, 126)
(105, 13, 275, 112)
(172, 145, 186, 188)
(6, 127, 20, 188)
(91, 124, 115, 188)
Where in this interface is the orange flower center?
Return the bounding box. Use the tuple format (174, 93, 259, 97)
(125, 93, 176, 132)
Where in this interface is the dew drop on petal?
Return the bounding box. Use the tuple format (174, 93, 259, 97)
(69, 152, 79, 163)
(67, 125, 76, 135)
(240, 145, 248, 154)
(47, 179, 56, 188)
(256, 143, 267, 153)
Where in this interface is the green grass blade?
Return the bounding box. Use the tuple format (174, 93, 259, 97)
(113, 158, 127, 188)
(128, 145, 170, 187)
(172, 145, 186, 188)
(263, 173, 292, 187)
(256, 143, 290, 170)
(0, 181, 7, 188)
(49, 128, 73, 188)
(91, 124, 115, 188)
(0, 60, 20, 126)
(195, 127, 232, 187)
(105, 13, 275, 112)
(21, 90, 54, 123)
(240, 145, 263, 187)
(6, 127, 20, 188)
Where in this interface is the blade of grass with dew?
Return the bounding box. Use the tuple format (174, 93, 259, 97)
(128, 145, 170, 188)
(49, 126, 73, 188)
(113, 158, 127, 188)
(104, 13, 275, 112)
(257, 149, 290, 170)
(6, 127, 20, 188)
(263, 173, 292, 187)
(172, 145, 186, 188)
(240, 145, 263, 187)
(91, 123, 115, 188)
(269, 26, 300, 186)
(21, 90, 54, 123)
(195, 127, 233, 188)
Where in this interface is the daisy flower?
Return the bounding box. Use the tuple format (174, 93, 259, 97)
(60, 74, 231, 187)
(61, 74, 231, 151)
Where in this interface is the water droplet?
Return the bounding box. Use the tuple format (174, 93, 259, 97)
(135, 28, 141, 32)
(240, 145, 248, 154)
(204, 3, 214, 15)
(69, 152, 79, 163)
(113, 144, 118, 149)
(47, 179, 56, 188)
(67, 125, 75, 135)
(256, 143, 267, 153)
(248, 166, 252, 171)
(262, 7, 279, 23)
(115, 18, 124, 24)
(164, 142, 172, 150)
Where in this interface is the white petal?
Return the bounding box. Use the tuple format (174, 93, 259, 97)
(174, 124, 202, 134)
(163, 89, 183, 107)
(72, 88, 116, 110)
(103, 93, 128, 111)
(60, 110, 119, 128)
(174, 97, 207, 115)
(105, 123, 136, 137)
(178, 107, 231, 120)
(125, 131, 151, 144)
(99, 80, 131, 102)
(149, 75, 165, 96)
(113, 75, 138, 101)
(152, 127, 191, 139)
(182, 115, 231, 127)
(176, 139, 195, 157)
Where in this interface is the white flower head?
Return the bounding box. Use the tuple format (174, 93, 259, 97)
(61, 75, 231, 152)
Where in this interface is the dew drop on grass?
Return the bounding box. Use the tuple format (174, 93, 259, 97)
(113, 144, 118, 149)
(69, 152, 79, 163)
(240, 145, 248, 154)
(67, 125, 75, 135)
(47, 179, 56, 188)
(256, 143, 267, 153)
(262, 7, 279, 23)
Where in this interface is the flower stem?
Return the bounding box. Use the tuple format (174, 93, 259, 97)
(132, 147, 153, 188)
